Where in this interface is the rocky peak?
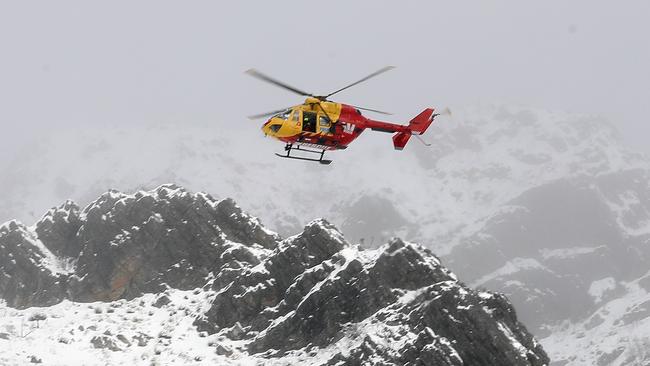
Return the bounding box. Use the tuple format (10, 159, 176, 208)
(196, 221, 547, 364)
(213, 197, 280, 250)
(0, 185, 279, 306)
(70, 185, 278, 302)
(35, 200, 82, 258)
(0, 186, 548, 365)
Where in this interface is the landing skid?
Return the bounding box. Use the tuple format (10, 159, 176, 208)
(275, 144, 332, 165)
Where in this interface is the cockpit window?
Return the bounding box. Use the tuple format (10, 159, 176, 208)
(319, 115, 331, 134)
(319, 115, 331, 126)
(274, 109, 291, 120)
(269, 124, 282, 133)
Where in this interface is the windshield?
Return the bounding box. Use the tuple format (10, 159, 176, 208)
(273, 109, 292, 120)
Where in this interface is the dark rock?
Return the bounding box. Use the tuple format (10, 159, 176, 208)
(227, 322, 246, 340)
(133, 332, 152, 347)
(0, 221, 67, 308)
(199, 225, 548, 365)
(90, 335, 121, 351)
(216, 344, 233, 356)
(0, 185, 548, 365)
(70, 186, 226, 301)
(116, 334, 131, 347)
(152, 294, 171, 308)
(198, 219, 346, 333)
(35, 200, 82, 258)
(214, 198, 280, 249)
(10, 185, 278, 304)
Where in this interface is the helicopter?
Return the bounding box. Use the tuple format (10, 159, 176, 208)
(247, 66, 438, 165)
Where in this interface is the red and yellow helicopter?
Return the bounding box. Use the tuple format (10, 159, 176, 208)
(247, 66, 438, 164)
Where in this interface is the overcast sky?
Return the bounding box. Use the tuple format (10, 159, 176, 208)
(1, 1, 649, 160)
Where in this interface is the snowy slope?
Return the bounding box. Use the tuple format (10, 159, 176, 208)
(0, 285, 543, 366)
(542, 273, 650, 365)
(0, 290, 221, 366)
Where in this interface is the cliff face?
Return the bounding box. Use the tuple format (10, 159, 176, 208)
(0, 185, 279, 308)
(0, 220, 69, 307)
(198, 222, 546, 365)
(0, 185, 547, 365)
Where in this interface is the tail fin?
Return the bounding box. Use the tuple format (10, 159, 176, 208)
(392, 108, 436, 150)
(408, 108, 435, 135)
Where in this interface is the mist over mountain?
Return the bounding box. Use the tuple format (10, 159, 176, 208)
(2, 104, 650, 364)
(0, 185, 547, 365)
(2, 105, 644, 244)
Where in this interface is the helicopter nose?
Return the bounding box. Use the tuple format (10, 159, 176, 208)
(261, 119, 272, 134)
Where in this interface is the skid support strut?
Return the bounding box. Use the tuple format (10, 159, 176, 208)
(275, 144, 332, 165)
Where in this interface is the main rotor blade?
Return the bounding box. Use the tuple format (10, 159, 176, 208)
(245, 69, 313, 97)
(325, 66, 395, 98)
(247, 108, 291, 120)
(352, 105, 393, 115)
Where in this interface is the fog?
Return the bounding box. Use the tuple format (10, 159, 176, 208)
(1, 1, 649, 161)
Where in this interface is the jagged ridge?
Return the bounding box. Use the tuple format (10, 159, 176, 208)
(0, 185, 548, 365)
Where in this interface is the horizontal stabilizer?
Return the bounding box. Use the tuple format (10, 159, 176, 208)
(392, 132, 411, 150)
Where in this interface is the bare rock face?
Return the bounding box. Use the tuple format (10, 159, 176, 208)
(198, 221, 548, 365)
(34, 200, 82, 258)
(0, 185, 278, 306)
(0, 185, 548, 365)
(197, 219, 348, 333)
(68, 185, 279, 302)
(0, 221, 68, 308)
(90, 335, 122, 352)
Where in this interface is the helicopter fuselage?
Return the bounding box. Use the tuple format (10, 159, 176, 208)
(262, 97, 416, 151)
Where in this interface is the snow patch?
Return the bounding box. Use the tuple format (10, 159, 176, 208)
(539, 246, 602, 260)
(473, 258, 548, 287)
(588, 277, 617, 303)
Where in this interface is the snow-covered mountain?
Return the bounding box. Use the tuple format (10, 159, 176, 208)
(2, 104, 650, 364)
(543, 272, 650, 365)
(0, 186, 548, 365)
(445, 171, 650, 365)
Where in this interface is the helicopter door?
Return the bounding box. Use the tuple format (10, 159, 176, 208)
(318, 115, 332, 134)
(303, 111, 317, 132)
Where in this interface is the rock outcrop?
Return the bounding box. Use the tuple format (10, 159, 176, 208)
(197, 222, 547, 365)
(0, 220, 68, 308)
(0, 185, 548, 365)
